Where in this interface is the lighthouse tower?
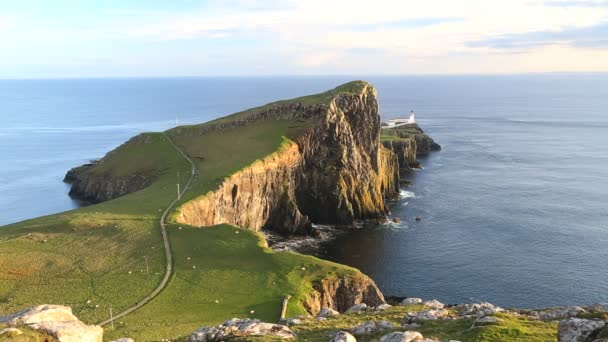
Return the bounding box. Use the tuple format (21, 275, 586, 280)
(408, 110, 416, 124)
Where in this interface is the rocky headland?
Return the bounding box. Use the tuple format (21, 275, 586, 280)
(56, 81, 608, 341)
(65, 82, 438, 236)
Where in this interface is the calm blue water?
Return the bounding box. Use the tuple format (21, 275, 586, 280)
(1, 75, 607, 308)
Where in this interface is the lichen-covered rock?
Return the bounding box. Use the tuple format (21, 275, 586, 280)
(472, 315, 501, 327)
(0, 305, 102, 342)
(345, 303, 369, 314)
(403, 309, 449, 325)
(379, 331, 424, 342)
(455, 302, 503, 317)
(533, 306, 588, 321)
(188, 318, 294, 341)
(375, 303, 393, 311)
(317, 307, 340, 318)
(557, 318, 605, 342)
(422, 299, 445, 310)
(401, 298, 423, 306)
(589, 304, 608, 313)
(284, 317, 304, 326)
(351, 320, 394, 335)
(334, 331, 357, 342)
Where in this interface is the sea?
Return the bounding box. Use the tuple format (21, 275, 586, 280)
(1, 75, 607, 308)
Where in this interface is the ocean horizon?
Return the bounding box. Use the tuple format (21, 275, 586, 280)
(2, 74, 607, 309)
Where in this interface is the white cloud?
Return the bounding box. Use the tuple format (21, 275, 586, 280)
(2, 0, 608, 76)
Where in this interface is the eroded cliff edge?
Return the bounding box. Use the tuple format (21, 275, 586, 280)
(63, 81, 441, 315)
(172, 82, 400, 235)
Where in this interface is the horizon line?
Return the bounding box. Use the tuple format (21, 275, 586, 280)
(1, 71, 608, 81)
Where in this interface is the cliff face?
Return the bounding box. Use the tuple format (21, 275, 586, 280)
(304, 274, 386, 314)
(293, 87, 399, 225)
(175, 83, 400, 234)
(382, 139, 419, 169)
(380, 124, 441, 172)
(175, 142, 312, 235)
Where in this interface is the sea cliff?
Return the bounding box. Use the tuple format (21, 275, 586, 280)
(172, 83, 400, 234)
(65, 81, 419, 236)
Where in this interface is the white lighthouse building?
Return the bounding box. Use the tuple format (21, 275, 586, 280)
(382, 110, 417, 128)
(408, 110, 416, 124)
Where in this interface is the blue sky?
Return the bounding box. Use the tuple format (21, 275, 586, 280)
(1, 0, 608, 78)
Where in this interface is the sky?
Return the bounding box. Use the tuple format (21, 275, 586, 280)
(1, 0, 608, 77)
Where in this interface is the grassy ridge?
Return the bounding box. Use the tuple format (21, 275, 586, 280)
(0, 82, 373, 341)
(105, 224, 355, 341)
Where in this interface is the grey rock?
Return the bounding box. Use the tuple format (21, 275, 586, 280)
(422, 299, 445, 309)
(0, 305, 102, 342)
(401, 298, 423, 306)
(188, 318, 294, 341)
(285, 317, 304, 326)
(352, 320, 394, 335)
(345, 303, 368, 314)
(403, 309, 449, 325)
(334, 331, 357, 342)
(535, 307, 587, 321)
(379, 331, 424, 342)
(557, 318, 605, 342)
(375, 304, 393, 311)
(111, 339, 134, 342)
(472, 315, 501, 328)
(455, 302, 503, 317)
(589, 303, 608, 313)
(317, 307, 340, 318)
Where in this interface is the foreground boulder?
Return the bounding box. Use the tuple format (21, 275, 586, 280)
(422, 299, 445, 310)
(558, 318, 606, 342)
(0, 305, 102, 342)
(379, 331, 423, 342)
(455, 302, 504, 318)
(534, 306, 588, 321)
(188, 318, 294, 341)
(401, 298, 423, 306)
(403, 308, 449, 325)
(317, 307, 340, 318)
(351, 320, 394, 335)
(345, 303, 369, 314)
(334, 331, 357, 342)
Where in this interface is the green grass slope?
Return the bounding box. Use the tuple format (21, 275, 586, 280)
(105, 224, 356, 341)
(0, 133, 190, 323)
(0, 82, 372, 341)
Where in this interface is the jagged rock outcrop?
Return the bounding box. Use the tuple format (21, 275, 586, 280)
(558, 318, 606, 342)
(65, 134, 158, 203)
(381, 124, 441, 168)
(304, 273, 386, 315)
(188, 318, 294, 341)
(175, 142, 311, 234)
(293, 89, 400, 225)
(0, 305, 102, 342)
(175, 82, 400, 234)
(382, 139, 419, 169)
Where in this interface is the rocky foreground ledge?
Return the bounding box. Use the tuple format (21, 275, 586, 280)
(3, 300, 606, 341)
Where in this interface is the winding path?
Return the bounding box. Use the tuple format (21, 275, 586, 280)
(98, 133, 197, 326)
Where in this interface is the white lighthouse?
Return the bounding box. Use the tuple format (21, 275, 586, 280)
(408, 110, 416, 124)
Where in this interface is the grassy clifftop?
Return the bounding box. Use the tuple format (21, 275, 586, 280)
(0, 81, 375, 341)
